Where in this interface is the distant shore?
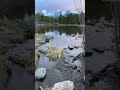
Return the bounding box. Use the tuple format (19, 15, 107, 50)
(36, 24, 85, 27)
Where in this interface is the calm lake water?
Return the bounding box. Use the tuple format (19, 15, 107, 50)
(37, 26, 83, 36)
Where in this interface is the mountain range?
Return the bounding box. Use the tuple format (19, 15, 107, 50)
(37, 10, 79, 18)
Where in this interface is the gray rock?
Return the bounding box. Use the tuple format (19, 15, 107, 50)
(85, 51, 93, 57)
(96, 28, 105, 32)
(8, 39, 34, 64)
(72, 60, 84, 69)
(65, 57, 74, 64)
(52, 80, 74, 90)
(71, 34, 75, 37)
(92, 47, 105, 53)
(35, 68, 46, 80)
(65, 48, 84, 58)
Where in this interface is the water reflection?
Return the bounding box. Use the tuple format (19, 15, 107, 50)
(45, 30, 61, 37)
(37, 26, 83, 36)
(45, 30, 72, 37)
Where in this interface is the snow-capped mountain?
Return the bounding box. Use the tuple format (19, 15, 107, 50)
(37, 10, 79, 18)
(53, 10, 65, 18)
(38, 10, 53, 16)
(65, 10, 78, 15)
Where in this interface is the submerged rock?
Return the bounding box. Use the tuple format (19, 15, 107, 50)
(52, 80, 74, 90)
(35, 68, 46, 80)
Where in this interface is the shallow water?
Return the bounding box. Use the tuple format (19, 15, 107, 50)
(37, 53, 55, 69)
(36, 26, 85, 90)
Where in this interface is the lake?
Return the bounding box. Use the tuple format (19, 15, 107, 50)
(36, 26, 84, 36)
(35, 26, 85, 90)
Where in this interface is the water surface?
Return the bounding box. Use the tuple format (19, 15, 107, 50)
(37, 26, 83, 36)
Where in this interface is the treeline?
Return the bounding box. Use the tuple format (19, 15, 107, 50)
(36, 13, 85, 24)
(86, 0, 112, 20)
(0, 0, 34, 18)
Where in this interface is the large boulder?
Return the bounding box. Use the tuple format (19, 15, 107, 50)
(8, 39, 34, 64)
(35, 68, 46, 80)
(52, 80, 74, 90)
(35, 34, 54, 45)
(46, 45, 64, 60)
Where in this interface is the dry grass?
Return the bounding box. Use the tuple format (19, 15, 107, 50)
(0, 49, 12, 90)
(0, 16, 34, 89)
(22, 45, 35, 73)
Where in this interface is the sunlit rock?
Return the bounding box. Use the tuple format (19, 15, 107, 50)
(46, 45, 64, 60)
(35, 68, 47, 80)
(52, 80, 74, 90)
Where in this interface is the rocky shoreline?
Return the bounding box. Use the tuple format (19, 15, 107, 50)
(85, 20, 118, 90)
(35, 33, 85, 90)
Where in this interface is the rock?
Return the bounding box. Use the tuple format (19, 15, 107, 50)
(74, 46, 79, 49)
(85, 52, 93, 57)
(65, 57, 74, 64)
(95, 28, 105, 32)
(47, 45, 64, 60)
(106, 48, 110, 51)
(38, 39, 45, 44)
(8, 39, 34, 64)
(52, 80, 74, 90)
(71, 34, 75, 37)
(72, 60, 84, 70)
(36, 34, 54, 45)
(68, 46, 74, 50)
(65, 48, 84, 58)
(103, 21, 114, 27)
(39, 45, 48, 54)
(71, 63, 77, 69)
(35, 68, 46, 80)
(45, 40, 49, 43)
(40, 86, 44, 90)
(45, 35, 54, 41)
(86, 19, 96, 26)
(92, 47, 105, 53)
(112, 37, 120, 44)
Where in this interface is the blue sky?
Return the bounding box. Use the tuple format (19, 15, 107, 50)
(35, 0, 85, 13)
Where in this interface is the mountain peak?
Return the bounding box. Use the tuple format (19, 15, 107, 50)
(37, 10, 79, 17)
